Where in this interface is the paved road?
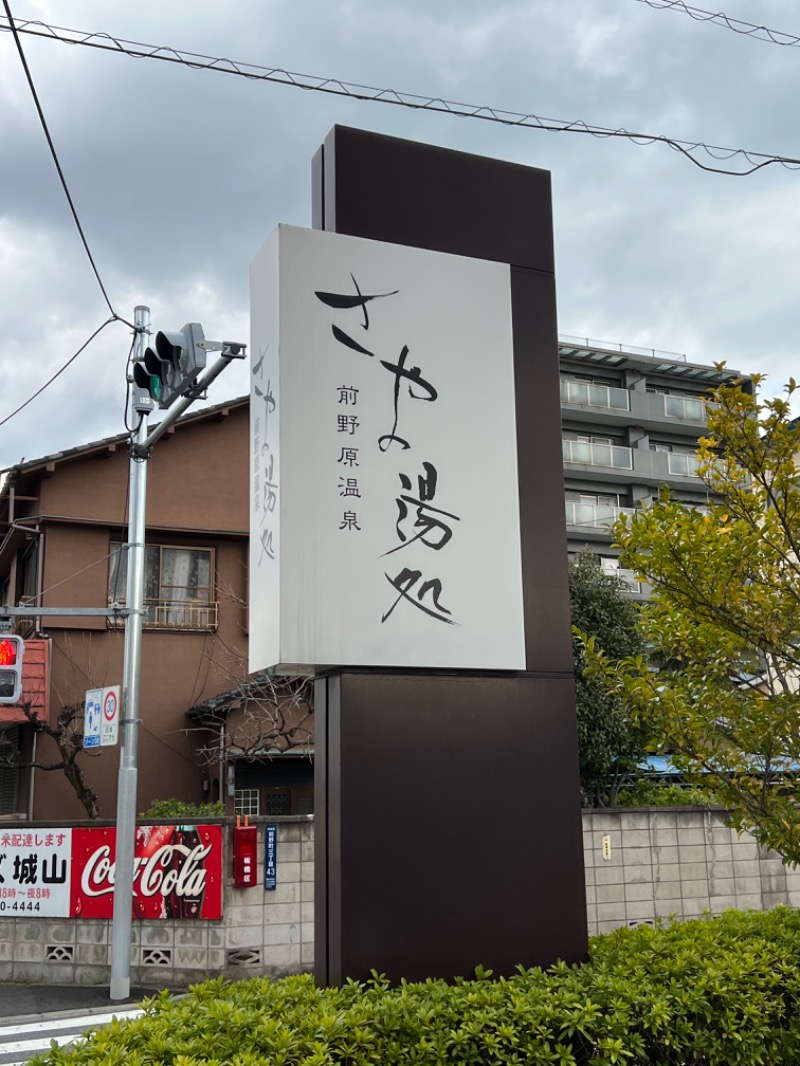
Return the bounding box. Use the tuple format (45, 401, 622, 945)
(0, 1007, 144, 1065)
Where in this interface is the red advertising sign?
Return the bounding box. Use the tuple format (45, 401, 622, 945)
(70, 824, 223, 920)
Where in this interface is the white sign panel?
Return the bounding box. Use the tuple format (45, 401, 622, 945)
(83, 688, 101, 749)
(0, 827, 71, 917)
(100, 685, 120, 747)
(250, 224, 525, 673)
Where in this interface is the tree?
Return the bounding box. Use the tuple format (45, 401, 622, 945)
(588, 372, 800, 861)
(191, 673, 314, 772)
(569, 551, 647, 807)
(4, 696, 100, 818)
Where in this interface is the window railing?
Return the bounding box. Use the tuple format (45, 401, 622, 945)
(560, 379, 630, 411)
(562, 439, 633, 469)
(565, 502, 635, 528)
(664, 395, 707, 422)
(667, 453, 701, 477)
(109, 600, 218, 631)
(559, 335, 688, 362)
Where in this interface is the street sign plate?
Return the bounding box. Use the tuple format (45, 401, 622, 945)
(83, 688, 102, 749)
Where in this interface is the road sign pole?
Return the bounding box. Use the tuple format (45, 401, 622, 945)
(110, 305, 150, 1001)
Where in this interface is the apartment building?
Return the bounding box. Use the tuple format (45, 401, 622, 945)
(559, 336, 748, 595)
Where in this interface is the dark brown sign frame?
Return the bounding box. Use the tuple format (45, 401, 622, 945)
(312, 126, 587, 984)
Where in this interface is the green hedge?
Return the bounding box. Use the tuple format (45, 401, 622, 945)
(615, 779, 715, 807)
(35, 908, 800, 1065)
(139, 799, 225, 819)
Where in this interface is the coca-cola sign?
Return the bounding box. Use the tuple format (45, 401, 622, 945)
(71, 825, 223, 920)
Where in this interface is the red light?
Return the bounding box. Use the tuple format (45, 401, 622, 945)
(0, 639, 18, 667)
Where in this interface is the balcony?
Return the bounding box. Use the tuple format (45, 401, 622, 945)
(560, 379, 630, 412)
(614, 568, 642, 594)
(667, 453, 701, 477)
(600, 563, 643, 595)
(565, 502, 635, 529)
(664, 395, 708, 422)
(562, 439, 633, 470)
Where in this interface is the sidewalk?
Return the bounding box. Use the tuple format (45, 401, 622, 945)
(0, 983, 177, 1022)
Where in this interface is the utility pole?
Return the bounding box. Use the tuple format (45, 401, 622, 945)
(108, 307, 246, 1002)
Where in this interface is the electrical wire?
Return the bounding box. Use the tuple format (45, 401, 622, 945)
(1, 15, 798, 176)
(37, 546, 121, 599)
(141, 719, 209, 769)
(122, 328, 140, 434)
(0, 316, 115, 429)
(1, 1, 124, 320)
(631, 0, 800, 48)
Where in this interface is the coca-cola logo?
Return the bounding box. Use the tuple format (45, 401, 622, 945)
(81, 843, 211, 900)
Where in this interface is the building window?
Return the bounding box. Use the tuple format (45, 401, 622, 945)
(264, 790, 291, 816)
(234, 789, 260, 816)
(109, 543, 216, 630)
(20, 542, 38, 604)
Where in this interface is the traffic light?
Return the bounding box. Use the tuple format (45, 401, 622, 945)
(132, 323, 207, 410)
(0, 635, 24, 704)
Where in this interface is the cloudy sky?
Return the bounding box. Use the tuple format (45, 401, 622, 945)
(1, 0, 799, 469)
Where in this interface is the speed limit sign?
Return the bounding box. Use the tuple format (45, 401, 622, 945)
(100, 685, 120, 747)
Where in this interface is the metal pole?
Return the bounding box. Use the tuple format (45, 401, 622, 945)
(26, 731, 36, 820)
(110, 305, 150, 1001)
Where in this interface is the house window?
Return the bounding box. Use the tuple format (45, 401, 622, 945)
(234, 789, 260, 816)
(109, 543, 216, 630)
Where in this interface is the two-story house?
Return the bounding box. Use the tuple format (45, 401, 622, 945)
(0, 397, 250, 820)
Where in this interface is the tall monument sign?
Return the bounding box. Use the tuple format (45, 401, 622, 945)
(250, 126, 587, 983)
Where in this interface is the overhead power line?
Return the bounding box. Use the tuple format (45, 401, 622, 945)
(0, 15, 798, 176)
(0, 2, 136, 433)
(0, 317, 116, 430)
(1, 1, 126, 321)
(631, 0, 800, 48)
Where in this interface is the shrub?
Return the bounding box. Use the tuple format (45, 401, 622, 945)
(616, 778, 716, 807)
(140, 798, 225, 819)
(33, 908, 800, 1065)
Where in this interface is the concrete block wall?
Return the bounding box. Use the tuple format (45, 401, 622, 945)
(0, 810, 797, 985)
(583, 807, 800, 935)
(0, 816, 314, 987)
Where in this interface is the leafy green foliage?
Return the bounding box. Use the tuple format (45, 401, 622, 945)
(569, 552, 647, 807)
(32, 909, 800, 1065)
(140, 799, 225, 819)
(616, 779, 715, 807)
(585, 374, 800, 862)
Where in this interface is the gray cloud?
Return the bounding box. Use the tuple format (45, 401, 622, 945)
(2, 0, 800, 467)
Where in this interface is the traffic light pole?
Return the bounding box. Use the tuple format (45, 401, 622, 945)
(109, 307, 246, 1001)
(110, 304, 150, 1002)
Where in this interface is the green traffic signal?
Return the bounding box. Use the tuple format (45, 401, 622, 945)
(132, 360, 163, 404)
(132, 323, 207, 411)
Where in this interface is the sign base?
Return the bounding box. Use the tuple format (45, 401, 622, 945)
(314, 671, 587, 984)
